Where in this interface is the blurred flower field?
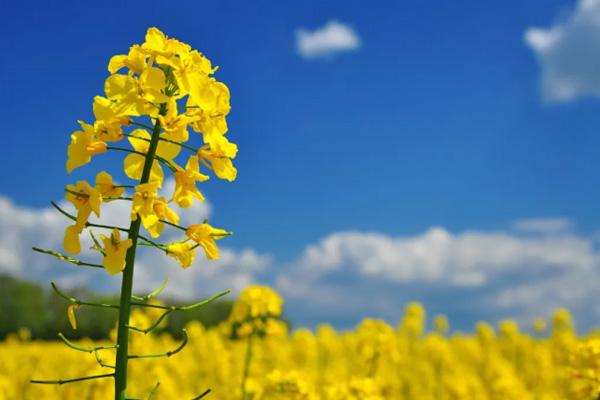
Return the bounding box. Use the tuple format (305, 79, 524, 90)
(1, 289, 598, 400)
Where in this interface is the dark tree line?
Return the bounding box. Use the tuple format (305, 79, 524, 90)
(0, 275, 233, 340)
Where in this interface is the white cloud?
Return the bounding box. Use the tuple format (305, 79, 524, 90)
(525, 0, 600, 101)
(2, 190, 599, 330)
(280, 225, 595, 287)
(512, 217, 573, 233)
(296, 20, 361, 59)
(0, 180, 271, 300)
(276, 222, 600, 329)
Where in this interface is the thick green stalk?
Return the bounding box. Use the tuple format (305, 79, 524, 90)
(114, 106, 165, 400)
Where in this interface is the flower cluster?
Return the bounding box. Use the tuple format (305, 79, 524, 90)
(62, 27, 237, 274)
(6, 299, 599, 400)
(226, 285, 287, 338)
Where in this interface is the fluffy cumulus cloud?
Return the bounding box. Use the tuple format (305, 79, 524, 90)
(295, 20, 361, 59)
(276, 222, 600, 330)
(525, 0, 600, 101)
(2, 190, 599, 331)
(0, 180, 272, 299)
(512, 217, 573, 233)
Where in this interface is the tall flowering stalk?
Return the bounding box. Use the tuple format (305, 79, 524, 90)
(31, 27, 237, 400)
(225, 286, 286, 399)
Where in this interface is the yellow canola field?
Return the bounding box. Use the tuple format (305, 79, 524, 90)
(0, 305, 598, 400)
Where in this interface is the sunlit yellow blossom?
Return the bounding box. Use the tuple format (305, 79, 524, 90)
(131, 181, 158, 227)
(123, 129, 180, 186)
(145, 197, 179, 238)
(157, 98, 198, 142)
(92, 96, 131, 142)
(186, 82, 231, 140)
(141, 27, 191, 61)
(95, 171, 124, 202)
(104, 66, 169, 117)
(166, 242, 196, 268)
(100, 229, 133, 275)
(66, 121, 107, 173)
(170, 51, 216, 103)
(198, 135, 238, 181)
(173, 155, 209, 208)
(185, 223, 229, 260)
(65, 180, 102, 229)
(108, 44, 147, 75)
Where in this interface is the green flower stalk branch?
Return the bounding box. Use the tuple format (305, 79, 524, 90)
(30, 27, 238, 400)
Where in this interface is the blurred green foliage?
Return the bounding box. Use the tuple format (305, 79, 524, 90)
(0, 275, 233, 340)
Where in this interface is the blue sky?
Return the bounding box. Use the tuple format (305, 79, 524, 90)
(1, 0, 599, 331)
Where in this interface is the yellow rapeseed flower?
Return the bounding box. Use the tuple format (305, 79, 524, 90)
(185, 222, 229, 260)
(166, 242, 196, 268)
(198, 135, 238, 181)
(65, 180, 102, 229)
(123, 129, 180, 187)
(95, 171, 124, 202)
(100, 228, 133, 275)
(66, 121, 107, 173)
(173, 155, 209, 208)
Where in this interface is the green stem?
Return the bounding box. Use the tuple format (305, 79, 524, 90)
(192, 389, 211, 400)
(57, 332, 117, 353)
(128, 329, 188, 359)
(51, 282, 120, 309)
(131, 289, 230, 310)
(240, 333, 254, 400)
(31, 373, 114, 385)
(131, 277, 170, 302)
(32, 247, 103, 269)
(114, 105, 166, 400)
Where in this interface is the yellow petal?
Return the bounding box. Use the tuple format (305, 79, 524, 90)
(128, 129, 151, 152)
(142, 67, 166, 91)
(67, 304, 79, 330)
(108, 54, 128, 74)
(105, 74, 135, 99)
(156, 134, 181, 160)
(123, 153, 145, 180)
(64, 225, 81, 254)
(200, 238, 219, 260)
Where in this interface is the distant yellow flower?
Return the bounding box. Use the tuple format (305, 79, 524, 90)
(166, 242, 196, 268)
(173, 155, 209, 208)
(185, 223, 229, 260)
(533, 318, 547, 334)
(66, 121, 107, 173)
(100, 229, 133, 275)
(433, 314, 449, 334)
